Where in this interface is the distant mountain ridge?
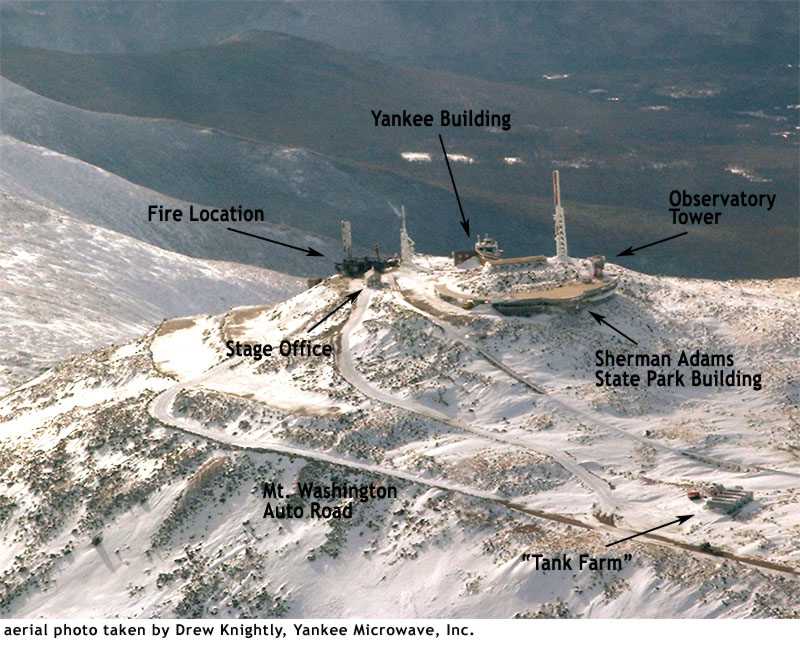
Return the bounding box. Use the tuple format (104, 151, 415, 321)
(1, 24, 796, 280)
(2, 1, 795, 77)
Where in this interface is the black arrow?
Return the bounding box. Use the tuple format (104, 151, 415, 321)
(307, 290, 362, 333)
(438, 134, 470, 238)
(617, 231, 688, 257)
(227, 227, 323, 256)
(588, 311, 638, 346)
(606, 514, 694, 547)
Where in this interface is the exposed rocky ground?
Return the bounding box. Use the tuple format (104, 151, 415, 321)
(0, 260, 798, 617)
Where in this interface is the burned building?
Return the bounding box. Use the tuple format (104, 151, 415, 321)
(334, 220, 398, 277)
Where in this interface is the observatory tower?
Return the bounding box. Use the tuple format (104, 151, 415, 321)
(552, 170, 569, 262)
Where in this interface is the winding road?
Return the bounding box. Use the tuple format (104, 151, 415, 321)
(392, 276, 800, 484)
(338, 287, 619, 512)
(146, 283, 799, 578)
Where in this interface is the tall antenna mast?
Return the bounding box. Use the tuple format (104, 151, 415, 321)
(340, 220, 352, 258)
(399, 205, 416, 263)
(552, 170, 569, 261)
(390, 201, 416, 265)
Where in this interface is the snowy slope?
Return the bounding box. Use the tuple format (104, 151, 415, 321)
(0, 257, 797, 618)
(0, 188, 303, 393)
(0, 78, 397, 271)
(0, 134, 338, 277)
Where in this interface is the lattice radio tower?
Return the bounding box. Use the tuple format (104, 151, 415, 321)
(552, 170, 569, 262)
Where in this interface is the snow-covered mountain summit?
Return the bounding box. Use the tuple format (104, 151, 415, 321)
(0, 257, 798, 617)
